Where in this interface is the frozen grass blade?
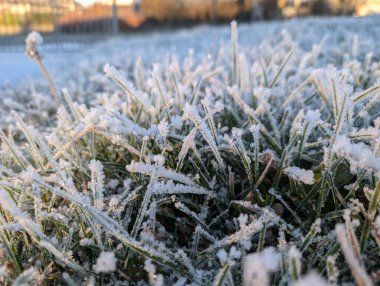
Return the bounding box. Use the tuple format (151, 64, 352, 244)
(269, 46, 295, 88)
(2, 18, 380, 285)
(26, 32, 61, 107)
(336, 224, 373, 286)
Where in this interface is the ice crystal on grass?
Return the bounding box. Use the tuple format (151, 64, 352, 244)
(284, 166, 315, 185)
(243, 248, 280, 286)
(1, 17, 380, 285)
(89, 159, 105, 210)
(26, 31, 43, 59)
(93, 252, 117, 273)
(332, 135, 380, 175)
(25, 31, 61, 106)
(293, 273, 328, 286)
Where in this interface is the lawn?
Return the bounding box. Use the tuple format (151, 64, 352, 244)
(0, 15, 380, 285)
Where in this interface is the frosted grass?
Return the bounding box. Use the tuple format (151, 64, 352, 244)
(0, 16, 380, 285)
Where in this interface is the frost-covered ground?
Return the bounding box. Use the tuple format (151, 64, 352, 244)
(3, 16, 380, 89)
(1, 15, 380, 285)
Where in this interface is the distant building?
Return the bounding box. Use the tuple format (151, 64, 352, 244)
(278, 0, 358, 17)
(0, 0, 80, 34)
(58, 2, 145, 33)
(139, 0, 281, 22)
(0, 0, 79, 15)
(355, 0, 380, 15)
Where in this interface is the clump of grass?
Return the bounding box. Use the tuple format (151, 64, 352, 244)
(0, 20, 380, 285)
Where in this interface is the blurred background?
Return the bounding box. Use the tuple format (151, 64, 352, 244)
(1, 0, 380, 36)
(1, 0, 380, 86)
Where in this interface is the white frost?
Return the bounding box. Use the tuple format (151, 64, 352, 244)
(93, 251, 117, 273)
(294, 272, 329, 286)
(332, 135, 380, 175)
(284, 166, 315, 185)
(243, 248, 280, 286)
(26, 31, 43, 47)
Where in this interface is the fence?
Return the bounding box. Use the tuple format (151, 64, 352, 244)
(0, 0, 254, 36)
(0, 0, 123, 35)
(1, 0, 372, 36)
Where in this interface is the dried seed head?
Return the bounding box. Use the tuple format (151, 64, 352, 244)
(26, 31, 43, 59)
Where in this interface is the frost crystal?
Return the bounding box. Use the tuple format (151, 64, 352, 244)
(26, 31, 44, 60)
(0, 265, 7, 278)
(158, 121, 169, 138)
(243, 248, 280, 286)
(26, 31, 43, 46)
(284, 166, 315, 185)
(294, 272, 329, 286)
(332, 135, 380, 175)
(93, 252, 117, 273)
